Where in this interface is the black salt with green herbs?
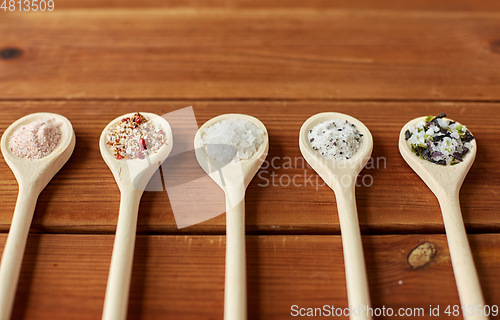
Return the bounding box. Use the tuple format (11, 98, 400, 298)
(405, 113, 474, 165)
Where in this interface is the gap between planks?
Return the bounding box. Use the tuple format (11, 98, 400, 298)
(3, 98, 500, 105)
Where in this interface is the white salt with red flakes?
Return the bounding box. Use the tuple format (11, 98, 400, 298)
(106, 113, 167, 160)
(8, 118, 62, 160)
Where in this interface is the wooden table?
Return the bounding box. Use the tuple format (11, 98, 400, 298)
(1, 1, 500, 319)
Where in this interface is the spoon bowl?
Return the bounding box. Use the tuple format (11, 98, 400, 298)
(99, 112, 173, 320)
(399, 116, 477, 196)
(194, 113, 269, 191)
(194, 114, 268, 320)
(0, 112, 75, 320)
(299, 112, 373, 190)
(1, 113, 75, 194)
(399, 116, 485, 320)
(100, 112, 173, 192)
(299, 112, 373, 320)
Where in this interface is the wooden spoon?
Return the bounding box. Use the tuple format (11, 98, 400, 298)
(299, 112, 373, 320)
(194, 114, 268, 320)
(0, 113, 75, 320)
(99, 113, 173, 320)
(399, 116, 486, 320)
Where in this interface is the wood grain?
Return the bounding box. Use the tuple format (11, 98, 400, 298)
(1, 9, 500, 100)
(1, 2, 500, 319)
(0, 101, 498, 234)
(2, 233, 499, 320)
(51, 0, 500, 11)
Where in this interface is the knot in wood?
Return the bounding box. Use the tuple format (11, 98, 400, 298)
(491, 40, 500, 54)
(0, 48, 22, 60)
(407, 242, 437, 269)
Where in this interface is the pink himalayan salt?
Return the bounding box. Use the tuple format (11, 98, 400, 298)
(8, 118, 62, 160)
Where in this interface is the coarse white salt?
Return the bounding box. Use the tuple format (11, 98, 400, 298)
(8, 118, 62, 160)
(308, 120, 363, 159)
(202, 117, 264, 163)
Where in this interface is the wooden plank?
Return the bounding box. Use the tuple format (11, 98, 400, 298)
(0, 101, 498, 234)
(1, 233, 500, 319)
(50, 0, 500, 12)
(2, 10, 500, 100)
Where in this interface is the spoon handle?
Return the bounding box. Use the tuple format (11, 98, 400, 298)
(102, 190, 142, 320)
(224, 197, 247, 320)
(0, 186, 37, 320)
(438, 193, 487, 320)
(335, 184, 372, 320)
